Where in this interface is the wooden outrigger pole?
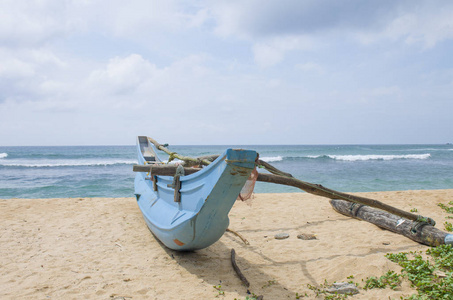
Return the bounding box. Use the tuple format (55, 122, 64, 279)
(133, 138, 453, 247)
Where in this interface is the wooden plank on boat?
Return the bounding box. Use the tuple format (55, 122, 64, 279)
(330, 199, 453, 247)
(133, 164, 200, 175)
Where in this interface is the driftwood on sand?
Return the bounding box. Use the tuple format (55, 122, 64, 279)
(230, 249, 250, 287)
(226, 229, 250, 245)
(330, 199, 452, 247)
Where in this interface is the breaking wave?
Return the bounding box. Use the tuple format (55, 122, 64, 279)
(162, 159, 184, 164)
(0, 152, 433, 168)
(309, 154, 431, 161)
(0, 159, 137, 168)
(260, 156, 283, 162)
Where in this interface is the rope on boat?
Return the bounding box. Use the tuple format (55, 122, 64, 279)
(411, 216, 436, 234)
(147, 137, 212, 166)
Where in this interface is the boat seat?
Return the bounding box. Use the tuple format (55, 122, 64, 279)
(143, 148, 157, 162)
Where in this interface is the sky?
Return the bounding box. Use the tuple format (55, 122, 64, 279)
(1, 0, 452, 146)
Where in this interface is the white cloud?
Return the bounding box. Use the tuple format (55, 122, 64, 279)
(353, 86, 403, 105)
(0, 0, 207, 50)
(0, 0, 79, 47)
(0, 57, 35, 78)
(355, 4, 453, 48)
(252, 43, 285, 68)
(210, 2, 251, 38)
(85, 1, 196, 36)
(209, 1, 453, 66)
(295, 62, 324, 74)
(0, 47, 70, 105)
(89, 54, 158, 95)
(369, 86, 401, 98)
(252, 35, 314, 67)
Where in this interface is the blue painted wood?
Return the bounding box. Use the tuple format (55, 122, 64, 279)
(134, 136, 257, 250)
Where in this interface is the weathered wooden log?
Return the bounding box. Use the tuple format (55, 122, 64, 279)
(330, 199, 453, 247)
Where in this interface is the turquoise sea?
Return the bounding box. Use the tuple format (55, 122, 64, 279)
(0, 144, 452, 199)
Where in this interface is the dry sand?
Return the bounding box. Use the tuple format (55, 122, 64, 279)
(1, 189, 453, 299)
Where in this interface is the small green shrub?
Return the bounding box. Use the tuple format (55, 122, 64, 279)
(365, 245, 453, 299)
(363, 270, 402, 290)
(438, 202, 453, 214)
(444, 221, 453, 232)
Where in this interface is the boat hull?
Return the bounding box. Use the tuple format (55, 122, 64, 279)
(134, 137, 257, 250)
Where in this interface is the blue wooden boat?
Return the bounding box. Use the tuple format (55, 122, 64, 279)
(134, 136, 257, 250)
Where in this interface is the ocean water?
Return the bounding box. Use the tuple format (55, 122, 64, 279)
(0, 144, 452, 199)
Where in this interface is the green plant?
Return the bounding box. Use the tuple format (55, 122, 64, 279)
(365, 245, 453, 299)
(410, 208, 418, 212)
(213, 284, 225, 296)
(427, 244, 453, 270)
(438, 202, 453, 214)
(438, 201, 453, 232)
(295, 292, 308, 299)
(262, 279, 277, 288)
(385, 252, 408, 263)
(444, 221, 453, 232)
(345, 275, 358, 286)
(363, 270, 402, 290)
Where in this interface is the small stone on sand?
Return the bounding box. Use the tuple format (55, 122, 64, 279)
(297, 233, 317, 240)
(325, 282, 359, 295)
(274, 233, 289, 239)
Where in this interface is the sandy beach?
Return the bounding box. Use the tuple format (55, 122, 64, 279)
(1, 189, 453, 299)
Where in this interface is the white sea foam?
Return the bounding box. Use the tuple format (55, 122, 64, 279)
(260, 156, 283, 162)
(0, 153, 7, 159)
(404, 148, 450, 151)
(328, 154, 431, 161)
(162, 159, 184, 164)
(0, 159, 137, 167)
